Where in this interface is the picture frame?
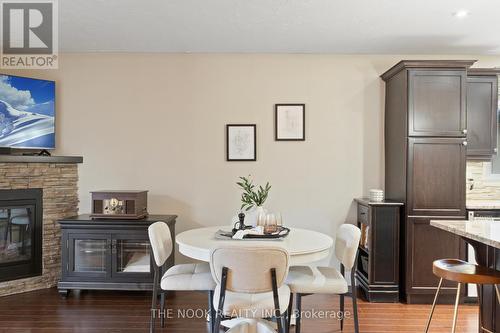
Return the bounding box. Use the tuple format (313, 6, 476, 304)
(275, 104, 305, 141)
(226, 124, 257, 161)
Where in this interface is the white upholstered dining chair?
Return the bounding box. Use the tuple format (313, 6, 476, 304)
(148, 221, 217, 333)
(210, 247, 291, 333)
(225, 321, 276, 333)
(285, 223, 361, 333)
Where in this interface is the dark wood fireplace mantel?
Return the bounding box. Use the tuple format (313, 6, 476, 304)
(0, 155, 83, 164)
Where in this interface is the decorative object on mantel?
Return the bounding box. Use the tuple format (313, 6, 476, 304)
(90, 190, 148, 219)
(275, 104, 305, 141)
(237, 176, 271, 226)
(369, 189, 384, 202)
(226, 124, 256, 161)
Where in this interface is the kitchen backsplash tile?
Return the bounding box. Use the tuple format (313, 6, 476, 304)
(466, 161, 500, 200)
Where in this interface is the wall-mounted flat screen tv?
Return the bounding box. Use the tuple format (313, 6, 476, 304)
(0, 74, 55, 149)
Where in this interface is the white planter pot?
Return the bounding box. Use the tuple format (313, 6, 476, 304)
(244, 206, 266, 227)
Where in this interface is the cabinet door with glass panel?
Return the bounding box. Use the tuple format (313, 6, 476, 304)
(66, 233, 111, 280)
(111, 233, 153, 281)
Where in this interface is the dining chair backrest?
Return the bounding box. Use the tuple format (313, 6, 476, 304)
(210, 247, 289, 293)
(335, 224, 361, 270)
(148, 221, 173, 267)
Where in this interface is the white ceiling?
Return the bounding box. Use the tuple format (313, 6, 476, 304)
(60, 0, 500, 54)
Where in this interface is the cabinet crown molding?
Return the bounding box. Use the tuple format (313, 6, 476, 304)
(381, 60, 477, 81)
(468, 68, 500, 76)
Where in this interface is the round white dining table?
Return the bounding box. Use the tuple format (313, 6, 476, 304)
(176, 226, 334, 265)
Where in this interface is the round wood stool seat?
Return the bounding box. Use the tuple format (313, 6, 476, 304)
(433, 259, 500, 285)
(426, 259, 500, 333)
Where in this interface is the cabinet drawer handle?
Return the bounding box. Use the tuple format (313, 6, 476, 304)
(462, 129, 467, 134)
(360, 212, 366, 215)
(494, 148, 498, 153)
(462, 141, 467, 146)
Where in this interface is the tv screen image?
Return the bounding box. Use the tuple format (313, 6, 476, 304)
(0, 74, 55, 149)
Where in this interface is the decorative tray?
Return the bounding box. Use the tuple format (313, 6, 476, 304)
(215, 226, 290, 240)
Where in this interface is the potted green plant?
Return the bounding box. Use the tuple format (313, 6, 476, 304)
(237, 176, 271, 226)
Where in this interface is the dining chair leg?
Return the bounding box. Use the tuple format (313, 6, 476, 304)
(150, 306, 155, 333)
(339, 263, 346, 331)
(424, 278, 443, 333)
(351, 289, 360, 333)
(213, 301, 222, 333)
(150, 268, 159, 333)
(214, 267, 228, 333)
(160, 292, 165, 328)
(208, 290, 215, 333)
(149, 290, 158, 333)
(282, 309, 288, 333)
(350, 269, 360, 333)
(295, 294, 302, 333)
(286, 293, 293, 333)
(340, 294, 345, 331)
(270, 268, 284, 333)
(495, 285, 500, 305)
(451, 283, 462, 333)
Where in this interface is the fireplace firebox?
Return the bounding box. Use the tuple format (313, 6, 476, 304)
(0, 189, 42, 282)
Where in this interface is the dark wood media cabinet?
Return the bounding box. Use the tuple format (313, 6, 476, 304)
(355, 198, 403, 303)
(57, 214, 176, 297)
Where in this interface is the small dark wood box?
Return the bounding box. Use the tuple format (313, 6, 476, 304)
(90, 191, 148, 219)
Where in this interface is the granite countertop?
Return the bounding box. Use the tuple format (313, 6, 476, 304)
(466, 200, 500, 210)
(430, 219, 500, 249)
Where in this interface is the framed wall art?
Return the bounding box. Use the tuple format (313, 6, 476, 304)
(275, 104, 305, 141)
(226, 124, 256, 161)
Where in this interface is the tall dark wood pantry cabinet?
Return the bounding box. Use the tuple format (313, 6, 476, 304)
(381, 60, 475, 304)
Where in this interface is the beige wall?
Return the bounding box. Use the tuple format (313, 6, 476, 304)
(6, 54, 500, 262)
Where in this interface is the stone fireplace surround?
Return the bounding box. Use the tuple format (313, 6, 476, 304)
(0, 156, 82, 297)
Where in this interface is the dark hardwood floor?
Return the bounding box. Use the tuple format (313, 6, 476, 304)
(0, 288, 478, 333)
